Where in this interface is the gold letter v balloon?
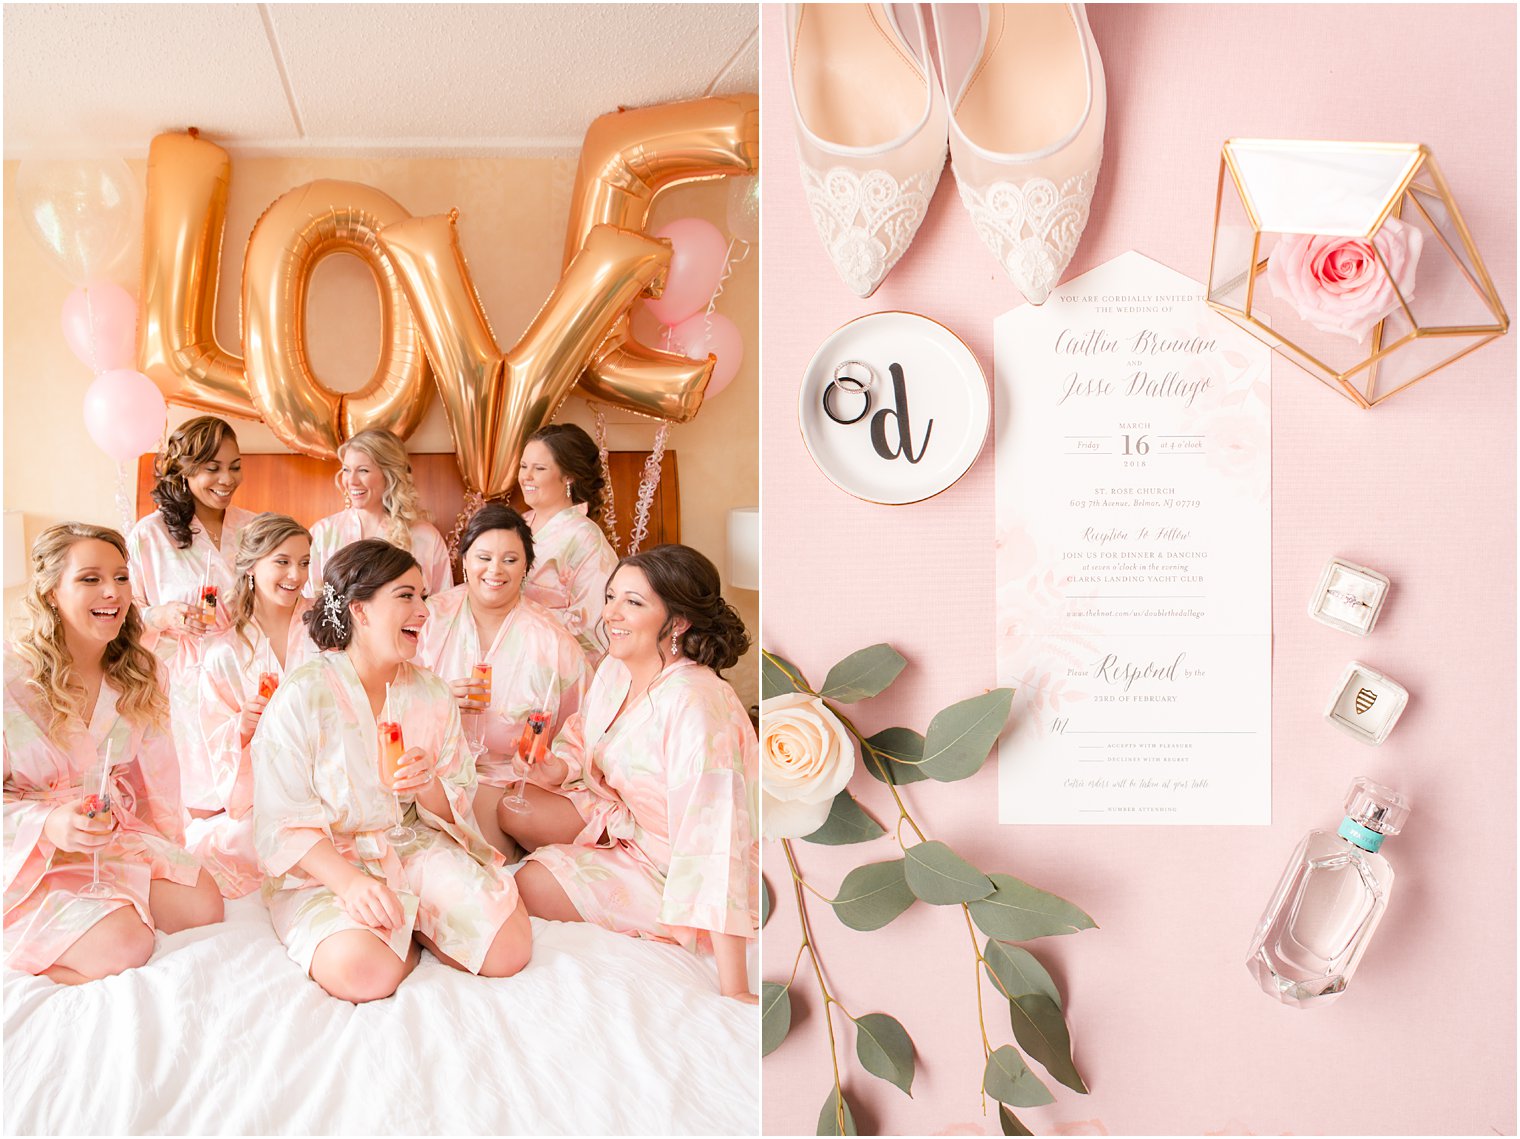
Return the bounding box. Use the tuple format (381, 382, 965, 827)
(136, 94, 758, 497)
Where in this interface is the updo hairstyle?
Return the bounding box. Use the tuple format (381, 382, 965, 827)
(611, 544, 750, 673)
(304, 538, 420, 652)
(528, 423, 606, 521)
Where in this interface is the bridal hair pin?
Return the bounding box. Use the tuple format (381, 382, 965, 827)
(321, 581, 347, 631)
(823, 360, 877, 425)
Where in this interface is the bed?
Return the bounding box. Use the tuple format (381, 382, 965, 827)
(5, 447, 757, 1135)
(4, 892, 759, 1134)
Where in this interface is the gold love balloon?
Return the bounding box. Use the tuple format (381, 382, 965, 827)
(565, 95, 760, 417)
(380, 213, 674, 498)
(242, 180, 433, 457)
(136, 96, 759, 481)
(138, 131, 257, 420)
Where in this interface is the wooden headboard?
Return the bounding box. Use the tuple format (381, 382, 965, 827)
(135, 451, 679, 561)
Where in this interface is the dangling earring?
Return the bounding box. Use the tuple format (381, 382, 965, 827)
(670, 631, 680, 657)
(564, 477, 574, 500)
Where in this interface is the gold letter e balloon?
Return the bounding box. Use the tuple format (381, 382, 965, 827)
(137, 95, 758, 498)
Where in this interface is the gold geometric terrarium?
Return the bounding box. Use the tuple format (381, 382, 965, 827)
(1207, 139, 1509, 408)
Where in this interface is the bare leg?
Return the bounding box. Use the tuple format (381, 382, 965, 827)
(148, 870, 225, 933)
(472, 784, 521, 861)
(514, 861, 584, 923)
(42, 906, 155, 984)
(415, 905, 532, 978)
(309, 929, 419, 1003)
(497, 785, 585, 852)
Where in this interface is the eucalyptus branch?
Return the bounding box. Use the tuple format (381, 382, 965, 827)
(783, 838, 849, 1133)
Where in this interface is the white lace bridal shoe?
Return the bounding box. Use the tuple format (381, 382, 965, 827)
(932, 3, 1106, 304)
(786, 4, 948, 298)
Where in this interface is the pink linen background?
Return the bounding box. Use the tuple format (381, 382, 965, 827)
(760, 5, 1516, 1136)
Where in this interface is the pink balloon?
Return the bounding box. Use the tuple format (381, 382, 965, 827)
(82, 369, 167, 463)
(61, 283, 138, 373)
(668, 312, 744, 399)
(645, 218, 729, 326)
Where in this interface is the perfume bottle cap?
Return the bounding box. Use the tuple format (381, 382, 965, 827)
(1342, 776, 1411, 837)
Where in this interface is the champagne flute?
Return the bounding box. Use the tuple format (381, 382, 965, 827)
(501, 709, 549, 815)
(376, 719, 417, 847)
(465, 662, 492, 761)
(77, 742, 116, 899)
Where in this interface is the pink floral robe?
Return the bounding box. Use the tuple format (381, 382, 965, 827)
(252, 653, 518, 975)
(190, 601, 321, 898)
(522, 505, 618, 667)
(3, 648, 203, 974)
(525, 656, 758, 954)
(307, 509, 454, 599)
(416, 587, 587, 788)
(126, 505, 255, 811)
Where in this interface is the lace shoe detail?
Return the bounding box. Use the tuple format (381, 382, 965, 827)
(800, 163, 944, 298)
(955, 165, 1099, 304)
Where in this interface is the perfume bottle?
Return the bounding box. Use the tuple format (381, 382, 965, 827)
(1247, 777, 1411, 1008)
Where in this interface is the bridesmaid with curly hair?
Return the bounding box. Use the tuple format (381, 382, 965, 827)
(308, 428, 453, 599)
(126, 414, 253, 816)
(4, 523, 222, 983)
(518, 423, 618, 665)
(504, 543, 759, 1001)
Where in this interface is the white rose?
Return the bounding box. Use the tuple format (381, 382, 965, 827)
(760, 692, 856, 840)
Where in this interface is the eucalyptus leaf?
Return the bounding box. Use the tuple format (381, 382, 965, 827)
(762, 650, 810, 699)
(904, 841, 995, 905)
(919, 688, 1015, 782)
(820, 643, 907, 703)
(830, 859, 915, 931)
(816, 1088, 858, 1136)
(761, 876, 773, 929)
(983, 1045, 1055, 1108)
(803, 790, 886, 846)
(999, 1105, 1033, 1136)
(1010, 993, 1087, 1094)
(861, 727, 929, 785)
(969, 874, 1097, 941)
(853, 1012, 916, 1095)
(761, 982, 792, 1056)
(982, 939, 1062, 1008)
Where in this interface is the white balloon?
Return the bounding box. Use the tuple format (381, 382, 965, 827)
(14, 155, 139, 284)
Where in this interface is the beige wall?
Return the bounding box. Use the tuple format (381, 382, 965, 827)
(2, 153, 758, 707)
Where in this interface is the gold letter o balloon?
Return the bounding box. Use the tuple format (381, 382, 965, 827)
(241, 180, 433, 458)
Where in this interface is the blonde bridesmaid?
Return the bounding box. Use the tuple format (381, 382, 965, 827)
(416, 503, 587, 857)
(4, 523, 222, 983)
(518, 423, 618, 665)
(308, 428, 453, 598)
(192, 514, 319, 898)
(125, 415, 253, 816)
(505, 544, 758, 1002)
(254, 539, 529, 1003)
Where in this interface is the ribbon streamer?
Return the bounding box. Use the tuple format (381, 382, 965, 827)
(113, 462, 137, 535)
(628, 422, 670, 555)
(588, 402, 621, 550)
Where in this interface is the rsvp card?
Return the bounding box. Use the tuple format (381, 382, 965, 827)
(994, 252, 1272, 825)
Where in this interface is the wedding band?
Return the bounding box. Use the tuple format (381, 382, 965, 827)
(832, 359, 876, 393)
(822, 380, 871, 425)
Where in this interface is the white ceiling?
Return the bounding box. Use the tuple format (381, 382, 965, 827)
(2, 3, 760, 158)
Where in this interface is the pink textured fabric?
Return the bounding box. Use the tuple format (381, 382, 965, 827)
(760, 5, 1515, 1135)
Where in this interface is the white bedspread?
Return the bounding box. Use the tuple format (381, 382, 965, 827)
(3, 897, 758, 1135)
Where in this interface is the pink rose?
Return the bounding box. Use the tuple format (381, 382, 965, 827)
(1266, 216, 1423, 343)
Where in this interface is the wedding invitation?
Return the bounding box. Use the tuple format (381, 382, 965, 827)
(994, 252, 1272, 825)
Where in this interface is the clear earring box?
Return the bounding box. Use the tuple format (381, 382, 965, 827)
(1325, 661, 1409, 746)
(1308, 557, 1391, 636)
